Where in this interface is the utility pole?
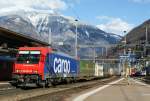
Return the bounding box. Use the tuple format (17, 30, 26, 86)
(102, 47, 104, 66)
(124, 31, 127, 55)
(123, 31, 127, 77)
(48, 28, 52, 46)
(93, 48, 96, 63)
(75, 19, 78, 59)
(144, 26, 148, 56)
(102, 47, 103, 56)
(105, 47, 108, 56)
(146, 26, 148, 44)
(144, 26, 148, 71)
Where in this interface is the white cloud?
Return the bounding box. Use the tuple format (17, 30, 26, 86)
(96, 16, 134, 36)
(96, 16, 115, 21)
(130, 0, 150, 3)
(0, 0, 67, 11)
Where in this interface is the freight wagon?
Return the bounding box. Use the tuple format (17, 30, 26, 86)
(80, 62, 119, 78)
(94, 63, 104, 77)
(79, 60, 95, 79)
(103, 63, 120, 77)
(11, 47, 117, 88)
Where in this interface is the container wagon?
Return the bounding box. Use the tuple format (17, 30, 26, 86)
(94, 63, 104, 77)
(103, 63, 119, 77)
(79, 60, 95, 80)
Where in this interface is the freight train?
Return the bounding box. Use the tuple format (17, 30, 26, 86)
(11, 47, 117, 87)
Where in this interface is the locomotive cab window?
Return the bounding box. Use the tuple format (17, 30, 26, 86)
(17, 51, 41, 64)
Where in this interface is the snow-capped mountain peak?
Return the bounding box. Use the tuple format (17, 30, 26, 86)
(0, 9, 122, 57)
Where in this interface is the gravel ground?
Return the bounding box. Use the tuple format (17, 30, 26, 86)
(0, 82, 13, 89)
(21, 77, 119, 101)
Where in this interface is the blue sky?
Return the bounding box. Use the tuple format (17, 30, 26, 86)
(64, 0, 150, 25)
(62, 0, 150, 35)
(0, 0, 150, 36)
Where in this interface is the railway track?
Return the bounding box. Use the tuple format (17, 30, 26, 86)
(0, 76, 119, 101)
(0, 82, 16, 95)
(134, 76, 150, 84)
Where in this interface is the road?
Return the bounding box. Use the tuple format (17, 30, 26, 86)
(73, 78, 150, 101)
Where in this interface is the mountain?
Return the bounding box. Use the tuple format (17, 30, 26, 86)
(0, 10, 122, 57)
(126, 19, 150, 44)
(0, 15, 39, 39)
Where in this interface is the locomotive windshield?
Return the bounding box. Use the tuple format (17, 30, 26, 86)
(17, 51, 41, 64)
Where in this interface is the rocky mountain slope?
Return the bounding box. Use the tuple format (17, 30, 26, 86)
(0, 10, 122, 57)
(126, 19, 150, 44)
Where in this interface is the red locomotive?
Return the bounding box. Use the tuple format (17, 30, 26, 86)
(11, 47, 78, 87)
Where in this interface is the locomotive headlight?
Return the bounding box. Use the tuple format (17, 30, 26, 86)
(16, 70, 19, 73)
(33, 70, 38, 74)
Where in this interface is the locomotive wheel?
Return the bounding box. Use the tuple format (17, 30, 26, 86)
(64, 78, 70, 84)
(51, 79, 57, 86)
(21, 83, 27, 89)
(11, 83, 19, 88)
(72, 77, 77, 83)
(44, 80, 50, 88)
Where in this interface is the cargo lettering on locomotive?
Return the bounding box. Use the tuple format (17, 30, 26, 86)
(53, 57, 71, 74)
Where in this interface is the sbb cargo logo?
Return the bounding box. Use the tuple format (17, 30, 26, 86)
(53, 57, 70, 74)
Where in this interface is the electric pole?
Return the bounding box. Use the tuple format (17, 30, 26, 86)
(75, 19, 78, 59)
(144, 26, 148, 56)
(48, 28, 52, 46)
